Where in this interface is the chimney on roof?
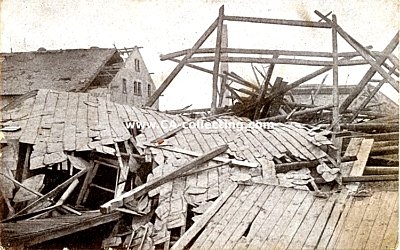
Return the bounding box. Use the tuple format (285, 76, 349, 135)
(37, 47, 46, 52)
(90, 46, 100, 49)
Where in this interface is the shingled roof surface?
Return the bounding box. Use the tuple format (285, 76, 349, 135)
(0, 48, 119, 95)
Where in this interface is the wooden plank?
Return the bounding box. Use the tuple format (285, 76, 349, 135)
(170, 183, 238, 250)
(268, 129, 303, 159)
(20, 90, 49, 144)
(100, 145, 228, 213)
(246, 188, 297, 249)
(114, 143, 129, 197)
(317, 190, 348, 249)
(380, 195, 399, 249)
(75, 93, 90, 151)
(347, 138, 374, 192)
(350, 192, 383, 249)
(209, 184, 266, 250)
(197, 185, 257, 250)
(286, 197, 327, 249)
(191, 185, 245, 249)
(274, 126, 314, 160)
(97, 98, 114, 145)
(63, 92, 79, 151)
(333, 196, 371, 249)
(365, 191, 398, 249)
(224, 185, 275, 249)
(145, 18, 219, 107)
(146, 145, 259, 168)
(302, 193, 337, 249)
(260, 190, 308, 249)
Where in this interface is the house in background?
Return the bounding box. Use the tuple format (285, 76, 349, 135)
(0, 46, 158, 108)
(288, 84, 399, 115)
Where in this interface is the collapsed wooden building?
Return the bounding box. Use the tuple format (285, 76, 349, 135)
(1, 6, 399, 250)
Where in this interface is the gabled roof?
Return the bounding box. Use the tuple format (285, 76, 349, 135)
(0, 48, 121, 95)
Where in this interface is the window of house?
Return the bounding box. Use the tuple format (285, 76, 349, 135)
(137, 82, 142, 96)
(133, 81, 142, 96)
(134, 81, 138, 95)
(148, 84, 151, 97)
(134, 59, 140, 72)
(122, 78, 127, 94)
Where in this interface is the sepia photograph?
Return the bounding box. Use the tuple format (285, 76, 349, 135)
(0, 0, 399, 249)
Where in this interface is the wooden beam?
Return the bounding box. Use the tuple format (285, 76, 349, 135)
(218, 24, 229, 107)
(100, 145, 228, 213)
(223, 15, 331, 28)
(145, 17, 219, 107)
(315, 11, 399, 91)
(13, 167, 88, 216)
(331, 14, 341, 165)
(186, 56, 367, 66)
(258, 104, 334, 122)
(149, 126, 184, 143)
(342, 175, 398, 182)
(211, 5, 225, 114)
(223, 71, 259, 90)
(170, 183, 238, 250)
(161, 47, 398, 61)
(364, 167, 398, 175)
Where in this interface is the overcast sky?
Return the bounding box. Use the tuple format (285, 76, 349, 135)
(1, 0, 398, 110)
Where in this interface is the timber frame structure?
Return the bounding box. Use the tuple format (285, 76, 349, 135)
(146, 6, 398, 125)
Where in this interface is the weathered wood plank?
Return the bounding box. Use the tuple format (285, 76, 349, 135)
(191, 185, 245, 249)
(75, 93, 90, 151)
(347, 138, 374, 192)
(334, 196, 371, 250)
(286, 197, 326, 249)
(20, 90, 49, 144)
(224, 185, 275, 249)
(260, 190, 308, 249)
(365, 191, 398, 250)
(63, 91, 79, 151)
(210, 185, 266, 250)
(247, 188, 297, 250)
(171, 183, 238, 250)
(380, 194, 399, 250)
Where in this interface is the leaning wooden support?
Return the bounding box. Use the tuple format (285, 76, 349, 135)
(145, 17, 219, 107)
(13, 164, 88, 216)
(316, 11, 399, 92)
(100, 145, 228, 214)
(338, 33, 399, 113)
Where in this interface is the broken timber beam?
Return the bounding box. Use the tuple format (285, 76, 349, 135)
(258, 104, 334, 122)
(364, 167, 398, 175)
(145, 145, 259, 168)
(145, 16, 219, 107)
(100, 145, 228, 213)
(342, 175, 398, 182)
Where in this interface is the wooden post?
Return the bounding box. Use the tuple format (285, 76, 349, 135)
(315, 11, 399, 91)
(218, 24, 229, 107)
(338, 33, 399, 113)
(145, 17, 219, 107)
(331, 14, 341, 165)
(211, 5, 225, 114)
